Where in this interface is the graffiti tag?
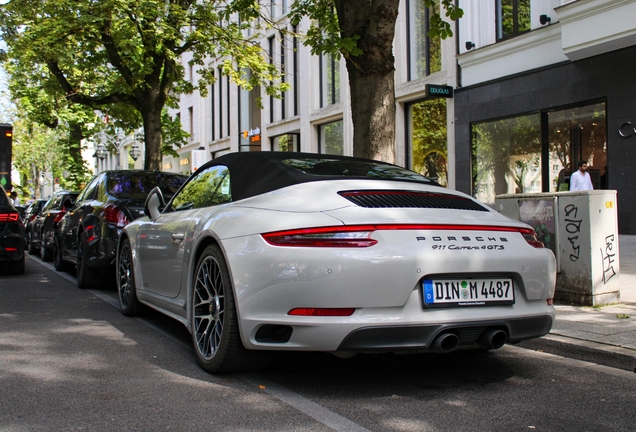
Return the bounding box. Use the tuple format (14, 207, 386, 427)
(601, 234, 617, 283)
(564, 204, 582, 262)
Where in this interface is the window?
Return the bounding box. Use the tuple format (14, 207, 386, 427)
(107, 172, 186, 199)
(188, 106, 194, 141)
(171, 165, 231, 210)
(408, 98, 448, 186)
(268, 36, 275, 123)
(218, 67, 223, 138)
(548, 102, 606, 191)
(320, 52, 340, 107)
(282, 158, 432, 182)
(319, 120, 343, 155)
(497, 0, 531, 40)
(272, 133, 298, 152)
(407, 0, 441, 80)
(472, 114, 542, 203)
(471, 101, 607, 201)
(77, 176, 100, 202)
(281, 34, 286, 120)
(292, 25, 299, 116)
(210, 71, 215, 141)
(239, 69, 261, 152)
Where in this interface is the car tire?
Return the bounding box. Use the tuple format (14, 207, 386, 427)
(53, 238, 71, 272)
(27, 230, 38, 255)
(76, 233, 102, 289)
(40, 233, 53, 262)
(117, 238, 143, 316)
(191, 244, 272, 374)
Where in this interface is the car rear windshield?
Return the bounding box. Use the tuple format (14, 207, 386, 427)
(282, 158, 434, 183)
(107, 173, 186, 198)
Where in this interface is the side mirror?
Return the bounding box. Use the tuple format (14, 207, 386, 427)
(144, 187, 165, 221)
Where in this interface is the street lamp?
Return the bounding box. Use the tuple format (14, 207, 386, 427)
(129, 143, 141, 161)
(96, 143, 107, 160)
(93, 127, 144, 169)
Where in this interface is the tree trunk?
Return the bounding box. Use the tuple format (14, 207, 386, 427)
(346, 65, 396, 162)
(335, 0, 399, 163)
(67, 123, 85, 187)
(142, 106, 163, 171)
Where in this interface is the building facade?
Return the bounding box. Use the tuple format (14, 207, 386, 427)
(456, 0, 636, 234)
(167, 0, 458, 188)
(169, 0, 636, 233)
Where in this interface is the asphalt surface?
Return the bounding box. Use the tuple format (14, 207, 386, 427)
(518, 235, 636, 372)
(2, 254, 636, 431)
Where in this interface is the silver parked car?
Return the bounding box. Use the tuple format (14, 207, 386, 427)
(117, 152, 556, 373)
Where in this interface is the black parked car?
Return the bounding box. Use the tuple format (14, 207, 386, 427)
(54, 170, 187, 288)
(24, 199, 47, 250)
(0, 185, 26, 275)
(30, 191, 79, 261)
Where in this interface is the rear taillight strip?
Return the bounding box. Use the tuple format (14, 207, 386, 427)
(262, 224, 545, 248)
(0, 213, 19, 222)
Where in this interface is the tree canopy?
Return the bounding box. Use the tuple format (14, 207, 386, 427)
(0, 0, 287, 170)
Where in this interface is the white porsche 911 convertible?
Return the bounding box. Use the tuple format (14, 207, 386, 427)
(117, 152, 556, 373)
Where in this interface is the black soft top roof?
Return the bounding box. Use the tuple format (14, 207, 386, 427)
(197, 151, 434, 201)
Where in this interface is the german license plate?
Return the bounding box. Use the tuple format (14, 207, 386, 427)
(422, 278, 515, 308)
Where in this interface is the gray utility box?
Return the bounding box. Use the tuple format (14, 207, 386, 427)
(494, 190, 619, 306)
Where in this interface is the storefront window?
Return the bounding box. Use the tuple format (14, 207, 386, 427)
(319, 120, 343, 155)
(472, 113, 541, 204)
(409, 98, 447, 186)
(548, 102, 606, 191)
(407, 0, 441, 80)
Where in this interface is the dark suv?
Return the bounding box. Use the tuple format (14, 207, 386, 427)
(0, 184, 25, 275)
(29, 191, 79, 261)
(54, 170, 187, 288)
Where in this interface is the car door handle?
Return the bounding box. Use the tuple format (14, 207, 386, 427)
(171, 233, 185, 242)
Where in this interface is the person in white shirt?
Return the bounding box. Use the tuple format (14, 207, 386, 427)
(10, 191, 21, 206)
(569, 160, 594, 191)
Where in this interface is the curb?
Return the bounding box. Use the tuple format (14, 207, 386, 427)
(516, 334, 636, 373)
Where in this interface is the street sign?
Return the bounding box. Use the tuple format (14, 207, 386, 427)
(425, 84, 454, 98)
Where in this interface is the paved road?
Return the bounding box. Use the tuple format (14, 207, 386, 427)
(1, 256, 636, 431)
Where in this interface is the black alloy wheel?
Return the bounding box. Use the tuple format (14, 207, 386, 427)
(118, 238, 142, 316)
(27, 230, 38, 255)
(191, 244, 272, 373)
(40, 232, 53, 262)
(53, 236, 71, 272)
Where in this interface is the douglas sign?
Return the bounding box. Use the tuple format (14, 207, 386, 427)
(425, 84, 453, 98)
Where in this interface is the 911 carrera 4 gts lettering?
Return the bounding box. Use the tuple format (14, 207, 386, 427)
(431, 244, 505, 250)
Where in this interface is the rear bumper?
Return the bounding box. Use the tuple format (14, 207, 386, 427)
(336, 314, 553, 351)
(0, 235, 25, 262)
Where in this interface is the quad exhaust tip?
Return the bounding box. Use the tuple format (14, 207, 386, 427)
(430, 329, 509, 353)
(478, 329, 508, 349)
(430, 332, 460, 353)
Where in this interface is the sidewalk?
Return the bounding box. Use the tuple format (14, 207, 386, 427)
(518, 235, 636, 372)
